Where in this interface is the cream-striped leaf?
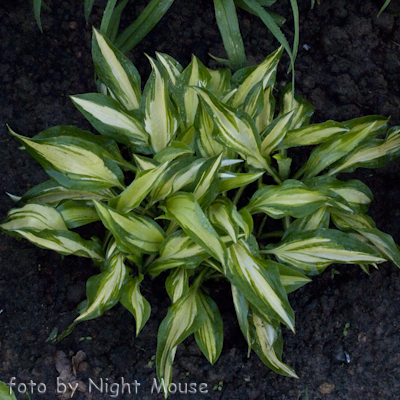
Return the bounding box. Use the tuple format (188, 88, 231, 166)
(162, 192, 228, 269)
(246, 180, 327, 219)
(9, 128, 124, 191)
(219, 171, 264, 192)
(255, 86, 275, 134)
(231, 46, 282, 108)
(154, 141, 194, 163)
(228, 240, 295, 331)
(1, 203, 67, 232)
(277, 264, 311, 294)
(282, 120, 348, 148)
(166, 267, 190, 303)
(94, 200, 165, 254)
(57, 200, 100, 229)
(207, 67, 232, 98)
(71, 93, 149, 151)
(57, 252, 128, 341)
(231, 284, 251, 355)
(330, 209, 375, 231)
(249, 309, 298, 378)
(261, 111, 294, 156)
(192, 86, 271, 171)
(11, 229, 104, 262)
(302, 120, 384, 180)
(143, 57, 179, 153)
(120, 273, 151, 336)
(146, 230, 208, 276)
(194, 291, 223, 365)
(263, 229, 386, 274)
(328, 126, 400, 175)
(156, 52, 183, 87)
(92, 28, 141, 110)
(156, 279, 206, 397)
(20, 180, 114, 206)
(109, 162, 169, 213)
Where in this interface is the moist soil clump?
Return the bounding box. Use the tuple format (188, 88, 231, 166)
(1, 0, 400, 399)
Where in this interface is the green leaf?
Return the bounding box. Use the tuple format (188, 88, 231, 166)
(99, 0, 118, 37)
(92, 28, 141, 111)
(213, 0, 247, 71)
(194, 290, 224, 364)
(57, 200, 100, 229)
(71, 93, 149, 151)
(20, 179, 114, 206)
(0, 380, 17, 400)
(246, 180, 327, 219)
(33, 0, 44, 32)
(120, 274, 151, 336)
(156, 280, 206, 397)
(9, 127, 124, 191)
(94, 200, 166, 254)
(263, 229, 386, 274)
(162, 192, 229, 269)
(328, 126, 400, 175)
(58, 252, 128, 341)
(166, 267, 191, 303)
(282, 120, 348, 149)
(228, 240, 295, 331)
(146, 230, 208, 276)
(84, 0, 96, 23)
(110, 162, 169, 213)
(1, 203, 67, 232)
(143, 57, 179, 153)
(8, 229, 105, 263)
(113, 0, 175, 54)
(249, 308, 298, 378)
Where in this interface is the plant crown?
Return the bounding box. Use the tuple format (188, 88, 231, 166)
(3, 28, 400, 397)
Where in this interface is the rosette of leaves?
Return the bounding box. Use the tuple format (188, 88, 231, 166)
(3, 28, 400, 397)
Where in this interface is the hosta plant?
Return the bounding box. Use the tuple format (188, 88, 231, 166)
(3, 28, 400, 397)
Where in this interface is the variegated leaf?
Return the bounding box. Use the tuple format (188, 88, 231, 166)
(227, 240, 295, 331)
(249, 308, 298, 378)
(277, 264, 311, 294)
(302, 120, 385, 181)
(231, 284, 251, 355)
(246, 180, 327, 219)
(1, 203, 67, 232)
(161, 192, 228, 269)
(262, 229, 386, 274)
(192, 86, 272, 171)
(146, 230, 208, 276)
(282, 120, 348, 148)
(156, 52, 183, 87)
(120, 273, 151, 336)
(194, 290, 223, 364)
(239, 208, 254, 239)
(166, 267, 191, 303)
(261, 110, 294, 156)
(154, 141, 193, 163)
(57, 200, 100, 229)
(57, 252, 128, 341)
(20, 179, 114, 206)
(173, 55, 211, 128)
(92, 28, 141, 110)
(208, 197, 245, 243)
(71, 93, 149, 151)
(241, 81, 264, 119)
(328, 126, 400, 175)
(10, 229, 104, 262)
(143, 57, 179, 153)
(207, 67, 232, 98)
(278, 83, 314, 131)
(330, 209, 375, 231)
(156, 279, 206, 397)
(219, 170, 264, 192)
(231, 46, 282, 108)
(357, 228, 400, 269)
(9, 128, 124, 191)
(254, 86, 275, 134)
(133, 154, 160, 171)
(94, 200, 165, 254)
(109, 162, 169, 212)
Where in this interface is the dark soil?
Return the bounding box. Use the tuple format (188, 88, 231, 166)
(1, 0, 400, 399)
